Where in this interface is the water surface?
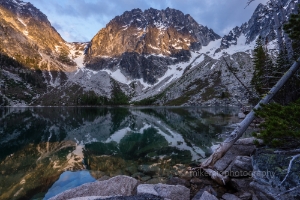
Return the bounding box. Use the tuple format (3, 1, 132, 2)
(0, 106, 241, 200)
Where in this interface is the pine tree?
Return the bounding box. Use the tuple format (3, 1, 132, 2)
(251, 37, 272, 96)
(284, 4, 300, 59)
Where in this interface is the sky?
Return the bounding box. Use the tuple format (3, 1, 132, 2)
(24, 0, 269, 42)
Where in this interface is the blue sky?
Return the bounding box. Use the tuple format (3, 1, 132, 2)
(24, 0, 269, 42)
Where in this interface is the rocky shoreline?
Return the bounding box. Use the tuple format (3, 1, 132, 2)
(48, 137, 300, 200)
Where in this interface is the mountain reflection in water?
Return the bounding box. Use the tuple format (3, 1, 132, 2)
(0, 106, 241, 200)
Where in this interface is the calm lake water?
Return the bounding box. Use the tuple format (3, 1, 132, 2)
(0, 106, 242, 200)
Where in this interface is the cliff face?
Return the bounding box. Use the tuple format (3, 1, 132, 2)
(0, 0, 70, 60)
(1, 0, 297, 106)
(87, 8, 220, 57)
(84, 8, 220, 84)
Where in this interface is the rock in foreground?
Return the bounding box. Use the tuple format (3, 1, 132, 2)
(137, 183, 190, 200)
(50, 176, 138, 200)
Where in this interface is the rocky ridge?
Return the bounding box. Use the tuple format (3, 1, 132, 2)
(84, 7, 220, 84)
(1, 0, 298, 107)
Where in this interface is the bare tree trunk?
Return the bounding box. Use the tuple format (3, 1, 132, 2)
(201, 57, 300, 169)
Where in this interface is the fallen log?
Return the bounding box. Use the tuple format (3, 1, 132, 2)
(200, 57, 300, 184)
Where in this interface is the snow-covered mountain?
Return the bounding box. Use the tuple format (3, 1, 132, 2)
(0, 0, 298, 106)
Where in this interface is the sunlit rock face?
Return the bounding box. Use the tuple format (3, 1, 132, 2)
(85, 7, 220, 84)
(87, 8, 220, 57)
(0, 0, 71, 63)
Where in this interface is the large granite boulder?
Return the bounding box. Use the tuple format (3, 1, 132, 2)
(198, 191, 218, 200)
(192, 185, 217, 200)
(69, 194, 164, 200)
(137, 183, 190, 200)
(50, 176, 138, 200)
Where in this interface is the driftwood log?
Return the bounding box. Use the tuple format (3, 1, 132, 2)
(199, 57, 300, 185)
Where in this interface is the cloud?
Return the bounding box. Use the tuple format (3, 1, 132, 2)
(25, 0, 269, 42)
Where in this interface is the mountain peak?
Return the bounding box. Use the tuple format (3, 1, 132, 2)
(88, 7, 220, 59)
(0, 0, 49, 24)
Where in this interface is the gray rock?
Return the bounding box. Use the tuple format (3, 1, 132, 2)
(103, 194, 164, 199)
(237, 192, 252, 200)
(198, 191, 218, 200)
(192, 185, 217, 200)
(214, 138, 256, 172)
(137, 184, 159, 196)
(224, 156, 253, 177)
(238, 112, 246, 119)
(234, 138, 263, 145)
(50, 175, 138, 200)
(230, 178, 253, 191)
(222, 193, 241, 200)
(70, 194, 164, 200)
(137, 183, 190, 200)
(69, 197, 116, 200)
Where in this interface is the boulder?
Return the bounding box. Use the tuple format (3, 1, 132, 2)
(198, 191, 218, 200)
(238, 112, 246, 119)
(236, 192, 252, 200)
(49, 176, 138, 200)
(222, 193, 241, 200)
(214, 138, 257, 172)
(224, 156, 252, 177)
(230, 178, 253, 191)
(192, 185, 217, 200)
(69, 194, 164, 200)
(137, 183, 190, 200)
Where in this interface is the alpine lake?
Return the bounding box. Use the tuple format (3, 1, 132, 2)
(0, 106, 250, 200)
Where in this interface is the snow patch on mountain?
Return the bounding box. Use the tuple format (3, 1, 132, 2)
(198, 34, 255, 59)
(102, 69, 128, 84)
